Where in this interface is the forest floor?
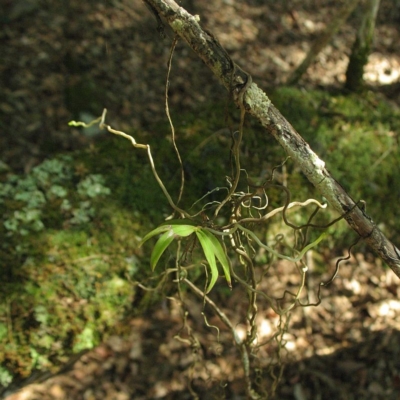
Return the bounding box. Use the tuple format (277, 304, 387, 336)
(2, 0, 400, 399)
(4, 254, 400, 399)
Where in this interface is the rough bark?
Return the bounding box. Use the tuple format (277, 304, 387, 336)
(345, 0, 381, 92)
(143, 0, 400, 279)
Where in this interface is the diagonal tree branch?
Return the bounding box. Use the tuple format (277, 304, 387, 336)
(143, 0, 400, 279)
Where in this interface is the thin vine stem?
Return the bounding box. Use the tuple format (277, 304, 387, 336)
(165, 35, 185, 208)
(98, 109, 190, 218)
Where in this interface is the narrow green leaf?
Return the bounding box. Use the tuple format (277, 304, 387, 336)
(141, 222, 197, 270)
(139, 225, 171, 246)
(201, 229, 231, 288)
(171, 224, 197, 237)
(195, 230, 218, 293)
(141, 220, 198, 246)
(150, 231, 175, 270)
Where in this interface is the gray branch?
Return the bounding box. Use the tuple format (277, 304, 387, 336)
(143, 0, 400, 279)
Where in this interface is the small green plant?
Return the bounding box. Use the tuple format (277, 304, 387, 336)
(0, 156, 110, 240)
(141, 219, 231, 293)
(70, 106, 340, 399)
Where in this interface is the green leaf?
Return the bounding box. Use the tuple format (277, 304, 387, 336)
(171, 224, 197, 237)
(139, 225, 171, 246)
(141, 222, 198, 270)
(201, 229, 231, 288)
(195, 229, 219, 293)
(142, 222, 229, 290)
(150, 231, 175, 270)
(140, 221, 198, 246)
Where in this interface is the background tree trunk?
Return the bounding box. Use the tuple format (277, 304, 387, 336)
(286, 0, 360, 86)
(345, 0, 381, 92)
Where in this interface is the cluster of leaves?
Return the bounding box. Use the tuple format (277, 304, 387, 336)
(0, 155, 111, 239)
(141, 220, 231, 293)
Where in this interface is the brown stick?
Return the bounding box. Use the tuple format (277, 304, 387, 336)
(143, 0, 400, 279)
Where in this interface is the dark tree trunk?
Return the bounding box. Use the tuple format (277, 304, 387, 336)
(286, 0, 360, 86)
(345, 0, 381, 92)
